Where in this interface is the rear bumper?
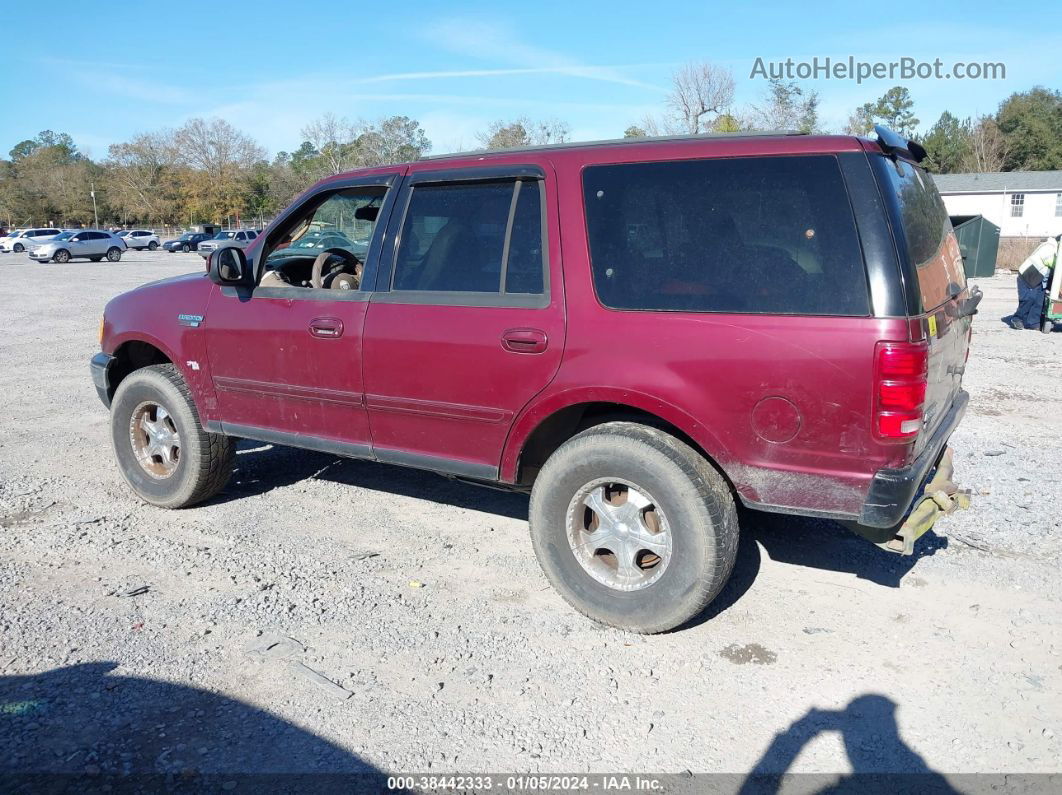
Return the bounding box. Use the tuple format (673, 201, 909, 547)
(859, 389, 969, 529)
(90, 352, 115, 408)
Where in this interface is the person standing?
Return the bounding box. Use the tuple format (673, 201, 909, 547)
(1011, 236, 1058, 330)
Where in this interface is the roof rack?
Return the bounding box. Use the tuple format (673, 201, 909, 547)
(420, 129, 809, 160)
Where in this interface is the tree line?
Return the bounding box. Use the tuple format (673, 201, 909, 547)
(1, 63, 1059, 229)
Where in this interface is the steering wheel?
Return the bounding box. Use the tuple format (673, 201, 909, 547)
(311, 248, 361, 289)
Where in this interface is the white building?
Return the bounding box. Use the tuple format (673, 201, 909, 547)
(934, 171, 1062, 239)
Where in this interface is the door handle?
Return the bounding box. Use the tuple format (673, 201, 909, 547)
(309, 317, 344, 338)
(501, 328, 548, 354)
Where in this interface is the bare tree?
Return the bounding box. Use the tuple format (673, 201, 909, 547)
(300, 113, 367, 176)
(173, 118, 264, 179)
(750, 79, 819, 132)
(961, 116, 1008, 172)
(104, 131, 181, 223)
(667, 62, 736, 134)
(476, 117, 571, 149)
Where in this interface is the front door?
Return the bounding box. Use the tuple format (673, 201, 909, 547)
(204, 174, 400, 453)
(362, 167, 565, 479)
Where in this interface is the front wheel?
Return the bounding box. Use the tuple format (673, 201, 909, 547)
(529, 422, 738, 633)
(110, 364, 235, 508)
(181, 243, 190, 253)
(106, 247, 122, 262)
(52, 249, 71, 263)
(13, 243, 24, 253)
(148, 241, 159, 250)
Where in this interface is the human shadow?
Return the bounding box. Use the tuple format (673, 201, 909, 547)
(740, 694, 957, 794)
(0, 662, 387, 791)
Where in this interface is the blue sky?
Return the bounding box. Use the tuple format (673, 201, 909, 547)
(4, 0, 1059, 159)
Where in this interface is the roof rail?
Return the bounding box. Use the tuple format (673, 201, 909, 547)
(873, 125, 927, 164)
(420, 129, 809, 160)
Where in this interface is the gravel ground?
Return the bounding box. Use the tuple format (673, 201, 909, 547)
(0, 250, 1060, 782)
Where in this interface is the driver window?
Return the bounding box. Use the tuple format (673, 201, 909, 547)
(260, 187, 386, 292)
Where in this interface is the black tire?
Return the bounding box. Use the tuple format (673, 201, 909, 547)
(181, 243, 190, 253)
(110, 364, 235, 508)
(529, 422, 738, 633)
(148, 241, 159, 250)
(53, 249, 70, 263)
(13, 243, 24, 253)
(106, 246, 122, 262)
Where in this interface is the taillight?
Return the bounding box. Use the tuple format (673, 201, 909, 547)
(874, 341, 928, 443)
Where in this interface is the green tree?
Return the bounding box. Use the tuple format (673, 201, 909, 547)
(920, 112, 972, 173)
(996, 87, 1062, 171)
(873, 87, 919, 136)
(476, 117, 569, 150)
(623, 125, 648, 138)
(751, 79, 819, 133)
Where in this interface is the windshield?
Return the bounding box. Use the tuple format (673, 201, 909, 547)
(52, 232, 75, 241)
(213, 232, 236, 239)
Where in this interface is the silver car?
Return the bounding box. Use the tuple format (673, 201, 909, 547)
(29, 230, 127, 263)
(0, 227, 62, 253)
(197, 229, 260, 258)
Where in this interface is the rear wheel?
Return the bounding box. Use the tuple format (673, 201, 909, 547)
(110, 364, 235, 508)
(52, 249, 70, 263)
(148, 241, 159, 250)
(529, 422, 738, 633)
(106, 247, 122, 262)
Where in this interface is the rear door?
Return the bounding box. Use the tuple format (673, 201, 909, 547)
(361, 165, 564, 479)
(872, 156, 969, 453)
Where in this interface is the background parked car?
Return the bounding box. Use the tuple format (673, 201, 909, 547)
(120, 230, 160, 250)
(162, 232, 212, 253)
(0, 228, 62, 253)
(29, 230, 127, 263)
(196, 229, 260, 258)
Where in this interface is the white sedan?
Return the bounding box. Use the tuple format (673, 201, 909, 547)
(0, 227, 62, 253)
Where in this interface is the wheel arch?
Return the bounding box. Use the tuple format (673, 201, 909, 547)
(502, 389, 737, 489)
(108, 338, 175, 400)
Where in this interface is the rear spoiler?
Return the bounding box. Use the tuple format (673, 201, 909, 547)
(873, 125, 927, 164)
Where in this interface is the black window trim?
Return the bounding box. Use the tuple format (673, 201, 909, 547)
(221, 171, 401, 303)
(580, 152, 875, 319)
(374, 165, 550, 309)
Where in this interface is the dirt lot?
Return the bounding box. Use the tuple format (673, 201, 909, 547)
(1, 250, 1060, 782)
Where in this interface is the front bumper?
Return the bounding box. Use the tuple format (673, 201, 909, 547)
(90, 352, 115, 408)
(858, 389, 969, 532)
(28, 251, 52, 261)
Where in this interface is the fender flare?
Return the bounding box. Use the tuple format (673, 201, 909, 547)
(499, 386, 736, 484)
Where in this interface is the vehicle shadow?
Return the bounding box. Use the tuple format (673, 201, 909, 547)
(217, 443, 940, 615)
(214, 440, 529, 520)
(739, 694, 957, 793)
(742, 509, 946, 588)
(0, 662, 386, 790)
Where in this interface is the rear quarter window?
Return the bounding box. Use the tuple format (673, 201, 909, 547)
(583, 155, 870, 316)
(874, 158, 964, 312)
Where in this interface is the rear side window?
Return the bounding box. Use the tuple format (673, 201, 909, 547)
(392, 179, 545, 295)
(583, 156, 869, 315)
(875, 159, 964, 311)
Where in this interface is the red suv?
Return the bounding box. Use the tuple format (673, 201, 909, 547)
(91, 127, 977, 632)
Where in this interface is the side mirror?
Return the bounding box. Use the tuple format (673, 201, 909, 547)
(208, 247, 249, 285)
